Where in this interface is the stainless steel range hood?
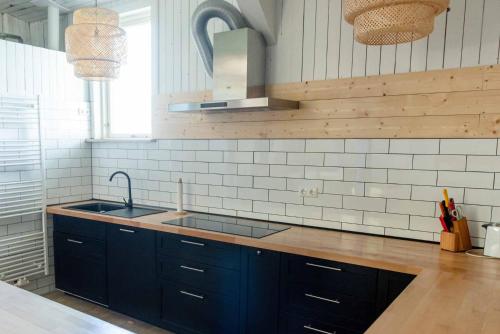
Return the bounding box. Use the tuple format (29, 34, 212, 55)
(168, 28, 298, 113)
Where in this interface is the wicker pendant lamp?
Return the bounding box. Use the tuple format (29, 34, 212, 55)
(65, 3, 127, 80)
(344, 0, 449, 45)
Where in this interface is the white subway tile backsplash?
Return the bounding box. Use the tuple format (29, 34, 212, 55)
(464, 189, 500, 206)
(466, 156, 500, 172)
(413, 155, 466, 171)
(437, 171, 494, 189)
(271, 165, 304, 178)
(90, 139, 500, 248)
(440, 139, 497, 155)
(386, 199, 435, 216)
(324, 153, 365, 167)
(305, 166, 342, 180)
(388, 170, 437, 185)
(366, 154, 412, 169)
(196, 151, 223, 162)
(209, 140, 237, 151)
(238, 164, 269, 176)
(305, 139, 344, 152)
(344, 168, 387, 183)
(237, 139, 269, 151)
(238, 188, 268, 201)
(287, 153, 324, 166)
(324, 181, 364, 196)
(254, 201, 285, 215)
(345, 139, 389, 153)
(343, 196, 386, 213)
(286, 204, 322, 219)
(270, 139, 305, 152)
(304, 194, 342, 208)
(269, 190, 304, 204)
(364, 212, 409, 229)
(411, 186, 464, 203)
(389, 139, 439, 154)
(254, 177, 286, 190)
(223, 198, 252, 211)
(365, 183, 411, 199)
(224, 151, 253, 163)
(254, 152, 286, 164)
(223, 175, 253, 187)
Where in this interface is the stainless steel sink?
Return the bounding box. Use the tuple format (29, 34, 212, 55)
(65, 202, 166, 218)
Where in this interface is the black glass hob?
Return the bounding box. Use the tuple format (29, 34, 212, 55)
(162, 213, 290, 238)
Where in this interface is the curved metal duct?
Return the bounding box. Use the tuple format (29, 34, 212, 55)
(191, 0, 248, 77)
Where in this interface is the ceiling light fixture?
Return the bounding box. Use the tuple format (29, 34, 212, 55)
(65, 1, 127, 80)
(344, 0, 449, 45)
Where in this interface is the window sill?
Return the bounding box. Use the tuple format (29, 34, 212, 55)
(85, 138, 157, 143)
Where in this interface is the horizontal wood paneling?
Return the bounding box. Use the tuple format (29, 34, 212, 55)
(152, 65, 500, 139)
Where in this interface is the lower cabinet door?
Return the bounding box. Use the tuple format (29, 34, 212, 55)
(54, 232, 107, 305)
(160, 281, 239, 334)
(241, 247, 280, 334)
(280, 313, 361, 334)
(107, 224, 160, 324)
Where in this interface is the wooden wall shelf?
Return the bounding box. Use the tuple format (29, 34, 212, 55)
(152, 64, 500, 139)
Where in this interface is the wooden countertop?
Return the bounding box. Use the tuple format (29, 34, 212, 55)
(0, 281, 131, 334)
(47, 201, 500, 334)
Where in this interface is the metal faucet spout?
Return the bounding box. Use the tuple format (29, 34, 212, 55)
(109, 171, 133, 208)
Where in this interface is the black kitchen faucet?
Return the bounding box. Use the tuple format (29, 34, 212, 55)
(109, 171, 133, 209)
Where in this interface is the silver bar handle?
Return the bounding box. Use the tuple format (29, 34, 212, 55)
(303, 325, 336, 334)
(67, 239, 83, 244)
(305, 293, 340, 304)
(119, 228, 135, 233)
(306, 262, 342, 272)
(180, 265, 205, 273)
(180, 290, 204, 300)
(180, 240, 205, 247)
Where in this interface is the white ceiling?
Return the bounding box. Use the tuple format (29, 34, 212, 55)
(0, 0, 127, 22)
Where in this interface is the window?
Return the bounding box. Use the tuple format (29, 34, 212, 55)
(92, 7, 152, 139)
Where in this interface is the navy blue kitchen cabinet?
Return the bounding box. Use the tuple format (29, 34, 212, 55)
(53, 214, 417, 334)
(53, 215, 107, 305)
(240, 247, 281, 334)
(107, 223, 160, 324)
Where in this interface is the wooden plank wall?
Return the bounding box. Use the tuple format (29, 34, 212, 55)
(152, 64, 500, 139)
(155, 0, 500, 94)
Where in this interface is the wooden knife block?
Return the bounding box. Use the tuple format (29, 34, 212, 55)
(440, 218, 472, 252)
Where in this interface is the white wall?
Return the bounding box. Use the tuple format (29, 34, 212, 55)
(0, 40, 91, 294)
(155, 0, 500, 93)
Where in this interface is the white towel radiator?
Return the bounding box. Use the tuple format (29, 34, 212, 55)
(0, 95, 48, 286)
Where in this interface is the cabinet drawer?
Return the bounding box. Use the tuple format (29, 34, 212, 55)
(279, 313, 360, 334)
(158, 256, 239, 298)
(157, 232, 240, 270)
(283, 254, 377, 299)
(53, 215, 106, 241)
(284, 283, 375, 325)
(54, 232, 105, 263)
(160, 281, 239, 334)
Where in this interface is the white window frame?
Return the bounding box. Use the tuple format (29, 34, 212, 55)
(91, 7, 152, 140)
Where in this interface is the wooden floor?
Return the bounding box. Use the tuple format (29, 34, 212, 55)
(43, 291, 172, 334)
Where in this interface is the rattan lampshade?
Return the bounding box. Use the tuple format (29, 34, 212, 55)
(65, 7, 127, 80)
(344, 0, 449, 45)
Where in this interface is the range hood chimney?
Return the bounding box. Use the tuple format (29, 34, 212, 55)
(168, 28, 298, 113)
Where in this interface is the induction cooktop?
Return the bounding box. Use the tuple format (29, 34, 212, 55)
(162, 213, 290, 238)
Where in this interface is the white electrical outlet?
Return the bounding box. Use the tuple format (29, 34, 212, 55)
(299, 188, 319, 198)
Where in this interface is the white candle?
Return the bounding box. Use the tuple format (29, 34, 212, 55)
(177, 178, 183, 212)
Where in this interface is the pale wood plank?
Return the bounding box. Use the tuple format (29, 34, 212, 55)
(351, 39, 367, 77)
(395, 43, 411, 73)
(338, 5, 354, 78)
(380, 45, 396, 75)
(365, 45, 381, 76)
(189, 0, 199, 91)
(181, 0, 190, 92)
(410, 37, 428, 72)
(172, 0, 182, 92)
